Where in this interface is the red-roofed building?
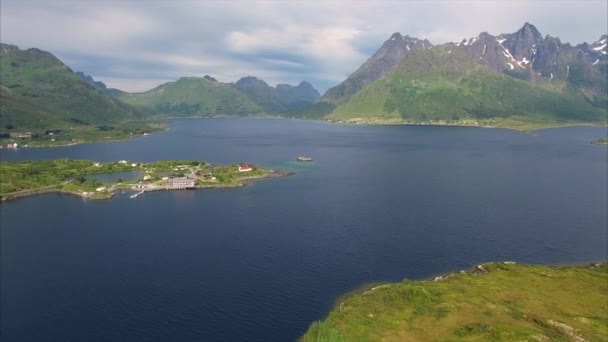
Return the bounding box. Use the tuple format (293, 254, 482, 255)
(238, 165, 252, 172)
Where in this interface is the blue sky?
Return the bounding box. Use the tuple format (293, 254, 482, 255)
(1, 0, 606, 93)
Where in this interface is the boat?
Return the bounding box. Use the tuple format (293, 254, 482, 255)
(296, 156, 313, 162)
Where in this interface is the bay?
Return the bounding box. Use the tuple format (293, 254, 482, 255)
(1, 119, 607, 341)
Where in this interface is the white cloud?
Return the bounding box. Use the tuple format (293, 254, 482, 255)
(1, 0, 606, 92)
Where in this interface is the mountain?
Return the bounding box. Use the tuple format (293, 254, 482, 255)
(75, 71, 108, 90)
(232, 76, 320, 113)
(320, 33, 433, 106)
(306, 23, 607, 129)
(0, 44, 145, 133)
(455, 23, 607, 105)
(114, 75, 320, 117)
(114, 76, 265, 116)
(75, 71, 127, 97)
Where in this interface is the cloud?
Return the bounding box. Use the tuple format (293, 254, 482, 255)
(1, 0, 606, 93)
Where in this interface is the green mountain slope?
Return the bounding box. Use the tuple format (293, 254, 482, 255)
(232, 76, 320, 113)
(302, 262, 608, 342)
(0, 44, 144, 129)
(113, 75, 320, 117)
(116, 76, 264, 116)
(321, 34, 433, 105)
(329, 46, 606, 129)
(0, 85, 70, 131)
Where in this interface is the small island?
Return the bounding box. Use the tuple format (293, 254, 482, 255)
(0, 159, 292, 202)
(591, 138, 608, 145)
(302, 262, 607, 342)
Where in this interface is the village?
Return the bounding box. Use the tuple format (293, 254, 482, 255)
(127, 162, 258, 193)
(81, 159, 275, 200)
(1, 158, 289, 202)
(0, 131, 33, 149)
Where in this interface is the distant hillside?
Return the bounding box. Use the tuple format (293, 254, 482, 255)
(0, 44, 146, 132)
(233, 76, 320, 113)
(113, 75, 320, 117)
(305, 23, 608, 129)
(302, 262, 608, 342)
(115, 76, 265, 116)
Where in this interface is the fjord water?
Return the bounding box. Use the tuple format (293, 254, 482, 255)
(1, 119, 607, 342)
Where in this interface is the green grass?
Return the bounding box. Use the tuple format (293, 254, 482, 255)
(116, 77, 264, 116)
(0, 159, 137, 194)
(301, 262, 608, 342)
(0, 159, 279, 200)
(325, 47, 607, 130)
(591, 138, 608, 145)
(0, 44, 156, 143)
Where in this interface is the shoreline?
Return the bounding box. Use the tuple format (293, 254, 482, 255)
(0, 169, 294, 203)
(3, 117, 606, 149)
(323, 118, 608, 132)
(0, 130, 163, 149)
(324, 260, 607, 318)
(306, 260, 608, 341)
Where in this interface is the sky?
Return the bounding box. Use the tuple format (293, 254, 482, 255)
(1, 0, 607, 93)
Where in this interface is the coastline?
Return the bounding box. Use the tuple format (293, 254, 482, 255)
(0, 169, 294, 203)
(3, 117, 607, 149)
(302, 261, 608, 341)
(325, 260, 607, 312)
(323, 117, 608, 132)
(0, 129, 164, 149)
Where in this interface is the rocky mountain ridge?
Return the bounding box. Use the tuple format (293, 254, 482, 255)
(309, 23, 607, 126)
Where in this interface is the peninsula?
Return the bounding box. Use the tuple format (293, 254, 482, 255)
(302, 262, 607, 342)
(0, 159, 291, 201)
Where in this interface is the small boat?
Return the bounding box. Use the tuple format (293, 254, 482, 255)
(296, 156, 313, 162)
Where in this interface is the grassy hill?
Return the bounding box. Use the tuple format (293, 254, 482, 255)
(232, 77, 320, 113)
(302, 262, 607, 342)
(0, 44, 158, 145)
(116, 77, 265, 116)
(328, 47, 607, 129)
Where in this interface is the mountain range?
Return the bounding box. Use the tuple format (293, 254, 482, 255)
(312, 23, 607, 129)
(107, 75, 320, 117)
(0, 43, 320, 138)
(1, 22, 606, 137)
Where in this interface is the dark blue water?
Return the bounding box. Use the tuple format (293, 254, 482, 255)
(1, 119, 607, 342)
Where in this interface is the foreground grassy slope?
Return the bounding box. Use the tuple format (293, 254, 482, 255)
(302, 262, 607, 342)
(116, 77, 264, 116)
(328, 47, 607, 129)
